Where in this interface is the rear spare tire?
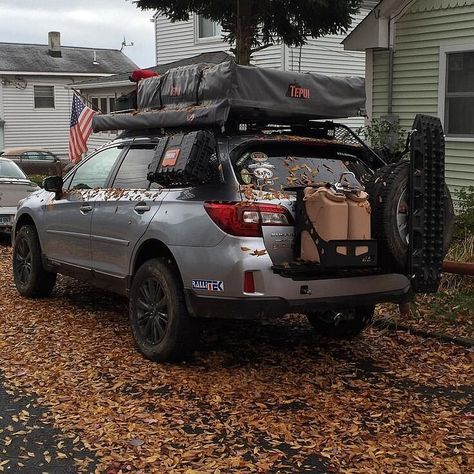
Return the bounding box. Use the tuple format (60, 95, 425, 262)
(365, 160, 454, 273)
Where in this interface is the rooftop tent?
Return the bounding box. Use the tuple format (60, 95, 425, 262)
(92, 60, 366, 132)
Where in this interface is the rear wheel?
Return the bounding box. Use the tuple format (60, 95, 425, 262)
(129, 258, 197, 362)
(306, 306, 374, 339)
(13, 225, 56, 297)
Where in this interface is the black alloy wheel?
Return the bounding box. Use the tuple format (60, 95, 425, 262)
(136, 277, 170, 346)
(15, 236, 32, 287)
(129, 258, 197, 362)
(13, 225, 57, 298)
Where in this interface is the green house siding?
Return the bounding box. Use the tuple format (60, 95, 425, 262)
(371, 0, 474, 192)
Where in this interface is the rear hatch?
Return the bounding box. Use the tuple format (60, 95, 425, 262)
(231, 139, 371, 265)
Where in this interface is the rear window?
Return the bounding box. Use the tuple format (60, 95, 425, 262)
(0, 160, 26, 179)
(112, 145, 156, 190)
(233, 143, 368, 191)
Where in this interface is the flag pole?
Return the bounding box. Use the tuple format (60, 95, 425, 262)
(71, 88, 107, 114)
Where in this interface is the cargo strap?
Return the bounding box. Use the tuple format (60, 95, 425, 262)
(408, 115, 446, 293)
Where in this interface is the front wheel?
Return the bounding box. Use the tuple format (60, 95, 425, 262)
(306, 306, 374, 339)
(13, 225, 57, 298)
(129, 258, 197, 362)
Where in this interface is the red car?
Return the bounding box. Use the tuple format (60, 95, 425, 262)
(0, 147, 72, 176)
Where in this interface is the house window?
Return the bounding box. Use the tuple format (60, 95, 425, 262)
(444, 50, 474, 137)
(197, 16, 222, 40)
(90, 96, 116, 114)
(34, 85, 55, 108)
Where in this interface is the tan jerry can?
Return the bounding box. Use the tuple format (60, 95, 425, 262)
(300, 186, 348, 262)
(346, 190, 371, 256)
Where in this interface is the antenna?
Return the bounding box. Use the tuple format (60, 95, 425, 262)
(120, 36, 134, 51)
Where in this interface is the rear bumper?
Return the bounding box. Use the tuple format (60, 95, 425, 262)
(0, 209, 15, 230)
(185, 273, 412, 319)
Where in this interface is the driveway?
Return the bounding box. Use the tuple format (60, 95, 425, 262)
(0, 241, 472, 473)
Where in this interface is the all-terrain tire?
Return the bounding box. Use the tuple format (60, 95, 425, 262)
(307, 306, 374, 339)
(13, 225, 57, 298)
(129, 258, 198, 362)
(365, 160, 454, 272)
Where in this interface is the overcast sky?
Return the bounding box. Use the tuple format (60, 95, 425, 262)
(0, 0, 156, 67)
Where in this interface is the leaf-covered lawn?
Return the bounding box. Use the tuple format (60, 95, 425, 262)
(377, 285, 473, 341)
(0, 243, 473, 473)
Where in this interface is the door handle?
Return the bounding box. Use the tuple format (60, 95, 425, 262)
(80, 204, 93, 214)
(134, 202, 151, 215)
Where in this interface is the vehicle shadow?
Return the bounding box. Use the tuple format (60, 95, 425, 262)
(52, 276, 348, 367)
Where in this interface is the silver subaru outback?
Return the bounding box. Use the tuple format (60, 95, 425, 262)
(12, 126, 414, 362)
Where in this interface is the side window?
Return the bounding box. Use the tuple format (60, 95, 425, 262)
(40, 152, 55, 161)
(23, 151, 53, 161)
(70, 147, 123, 190)
(112, 145, 156, 189)
(22, 152, 40, 160)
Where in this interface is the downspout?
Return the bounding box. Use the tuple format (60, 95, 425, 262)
(387, 18, 394, 115)
(388, 48, 394, 115)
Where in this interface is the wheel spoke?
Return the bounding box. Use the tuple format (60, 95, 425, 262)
(135, 276, 170, 346)
(136, 297, 151, 312)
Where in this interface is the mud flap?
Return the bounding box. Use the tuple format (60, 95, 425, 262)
(408, 115, 446, 293)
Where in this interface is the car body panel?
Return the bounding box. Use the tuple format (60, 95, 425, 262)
(0, 158, 40, 230)
(40, 189, 93, 270)
(90, 189, 167, 278)
(13, 132, 412, 318)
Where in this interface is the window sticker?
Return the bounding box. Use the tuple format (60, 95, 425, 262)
(250, 152, 269, 163)
(240, 168, 252, 184)
(253, 167, 274, 180)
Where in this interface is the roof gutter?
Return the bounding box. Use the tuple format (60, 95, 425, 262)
(70, 80, 132, 89)
(0, 71, 115, 77)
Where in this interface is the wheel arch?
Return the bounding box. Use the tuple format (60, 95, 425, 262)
(13, 213, 37, 240)
(130, 239, 182, 287)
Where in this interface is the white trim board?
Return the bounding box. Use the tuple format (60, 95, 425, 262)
(438, 43, 474, 136)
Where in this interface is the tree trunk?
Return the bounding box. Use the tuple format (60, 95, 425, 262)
(234, 0, 254, 65)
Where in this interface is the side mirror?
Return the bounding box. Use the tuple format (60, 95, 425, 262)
(43, 176, 63, 198)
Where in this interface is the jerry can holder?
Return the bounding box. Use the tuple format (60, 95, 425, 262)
(288, 186, 378, 270)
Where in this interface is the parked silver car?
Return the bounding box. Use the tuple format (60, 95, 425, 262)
(10, 125, 421, 362)
(0, 158, 39, 232)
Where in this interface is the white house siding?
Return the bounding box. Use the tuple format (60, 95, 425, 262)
(155, 13, 282, 68)
(370, 0, 474, 192)
(285, 7, 372, 128)
(1, 75, 93, 159)
(155, 7, 373, 128)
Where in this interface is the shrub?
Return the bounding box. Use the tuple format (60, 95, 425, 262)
(358, 118, 407, 155)
(454, 186, 474, 239)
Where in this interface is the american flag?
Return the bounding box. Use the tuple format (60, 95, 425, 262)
(68, 93, 96, 164)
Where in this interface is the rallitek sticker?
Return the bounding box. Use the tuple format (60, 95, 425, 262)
(192, 280, 224, 292)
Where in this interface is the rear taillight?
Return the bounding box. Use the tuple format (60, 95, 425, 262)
(204, 202, 293, 237)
